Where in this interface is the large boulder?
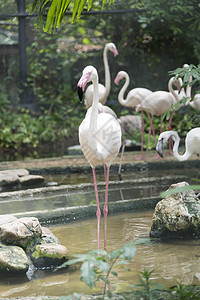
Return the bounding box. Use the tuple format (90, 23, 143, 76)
(0, 243, 29, 274)
(150, 182, 200, 239)
(0, 216, 42, 248)
(0, 173, 19, 186)
(0, 169, 29, 177)
(0, 215, 68, 275)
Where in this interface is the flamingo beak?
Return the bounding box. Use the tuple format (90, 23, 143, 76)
(113, 48, 118, 57)
(156, 138, 164, 158)
(77, 71, 91, 103)
(77, 86, 83, 103)
(114, 75, 119, 85)
(77, 72, 91, 91)
(176, 80, 182, 94)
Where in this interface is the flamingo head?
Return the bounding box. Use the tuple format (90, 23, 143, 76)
(77, 65, 97, 102)
(107, 42, 119, 57)
(114, 71, 126, 85)
(156, 130, 179, 158)
(174, 78, 183, 93)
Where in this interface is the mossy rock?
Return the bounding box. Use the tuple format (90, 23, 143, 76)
(0, 243, 29, 274)
(31, 243, 68, 268)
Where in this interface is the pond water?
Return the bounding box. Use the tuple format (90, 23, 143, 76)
(0, 168, 198, 217)
(1, 210, 200, 298)
(0, 167, 200, 298)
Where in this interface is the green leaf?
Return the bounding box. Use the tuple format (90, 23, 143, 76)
(80, 260, 96, 288)
(72, 0, 81, 23)
(57, 0, 71, 27)
(160, 185, 200, 198)
(95, 260, 109, 273)
(111, 271, 118, 276)
(98, 274, 109, 284)
(87, 0, 93, 11)
(120, 243, 136, 260)
(77, 0, 86, 19)
(106, 290, 112, 298)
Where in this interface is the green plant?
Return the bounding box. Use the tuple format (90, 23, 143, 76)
(170, 282, 200, 300)
(129, 268, 165, 300)
(57, 239, 148, 299)
(32, 0, 116, 32)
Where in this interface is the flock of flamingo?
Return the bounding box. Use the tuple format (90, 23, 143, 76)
(77, 42, 200, 250)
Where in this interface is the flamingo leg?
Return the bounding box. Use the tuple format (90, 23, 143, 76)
(103, 166, 110, 250)
(118, 137, 126, 180)
(136, 111, 145, 160)
(146, 124, 152, 155)
(146, 113, 157, 155)
(92, 168, 101, 250)
(168, 111, 174, 155)
(147, 113, 157, 146)
(140, 111, 145, 158)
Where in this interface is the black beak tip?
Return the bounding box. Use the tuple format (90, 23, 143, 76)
(157, 149, 163, 158)
(77, 86, 83, 103)
(156, 140, 164, 158)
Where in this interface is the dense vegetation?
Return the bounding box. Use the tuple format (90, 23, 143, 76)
(0, 0, 199, 159)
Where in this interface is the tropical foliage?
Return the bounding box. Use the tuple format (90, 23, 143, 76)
(0, 0, 200, 159)
(32, 0, 115, 32)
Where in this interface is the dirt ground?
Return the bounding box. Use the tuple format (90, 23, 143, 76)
(0, 150, 180, 171)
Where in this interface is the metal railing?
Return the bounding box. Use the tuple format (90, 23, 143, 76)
(0, 1, 141, 104)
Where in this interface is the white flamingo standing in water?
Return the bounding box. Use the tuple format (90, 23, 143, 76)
(77, 65, 121, 250)
(156, 128, 200, 161)
(84, 43, 118, 108)
(114, 70, 153, 160)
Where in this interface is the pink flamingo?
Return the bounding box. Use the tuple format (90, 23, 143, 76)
(156, 128, 200, 161)
(114, 70, 153, 160)
(78, 65, 121, 250)
(135, 77, 182, 154)
(84, 43, 118, 108)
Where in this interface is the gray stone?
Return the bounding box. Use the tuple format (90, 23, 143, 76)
(0, 243, 29, 274)
(119, 115, 141, 135)
(0, 215, 17, 226)
(0, 216, 42, 248)
(0, 169, 29, 177)
(41, 226, 60, 244)
(150, 181, 200, 239)
(31, 243, 68, 267)
(19, 174, 44, 186)
(0, 173, 19, 186)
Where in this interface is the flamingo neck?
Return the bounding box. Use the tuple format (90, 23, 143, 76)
(171, 132, 191, 161)
(118, 73, 130, 106)
(168, 79, 179, 103)
(185, 75, 193, 105)
(89, 76, 99, 151)
(103, 46, 111, 99)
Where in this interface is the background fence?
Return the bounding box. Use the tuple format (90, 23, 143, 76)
(0, 0, 199, 160)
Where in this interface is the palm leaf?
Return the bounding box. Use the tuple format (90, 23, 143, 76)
(33, 0, 116, 32)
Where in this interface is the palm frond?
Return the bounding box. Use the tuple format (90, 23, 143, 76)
(32, 0, 116, 33)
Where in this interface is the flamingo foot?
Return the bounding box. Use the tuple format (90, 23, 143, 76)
(135, 154, 145, 161)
